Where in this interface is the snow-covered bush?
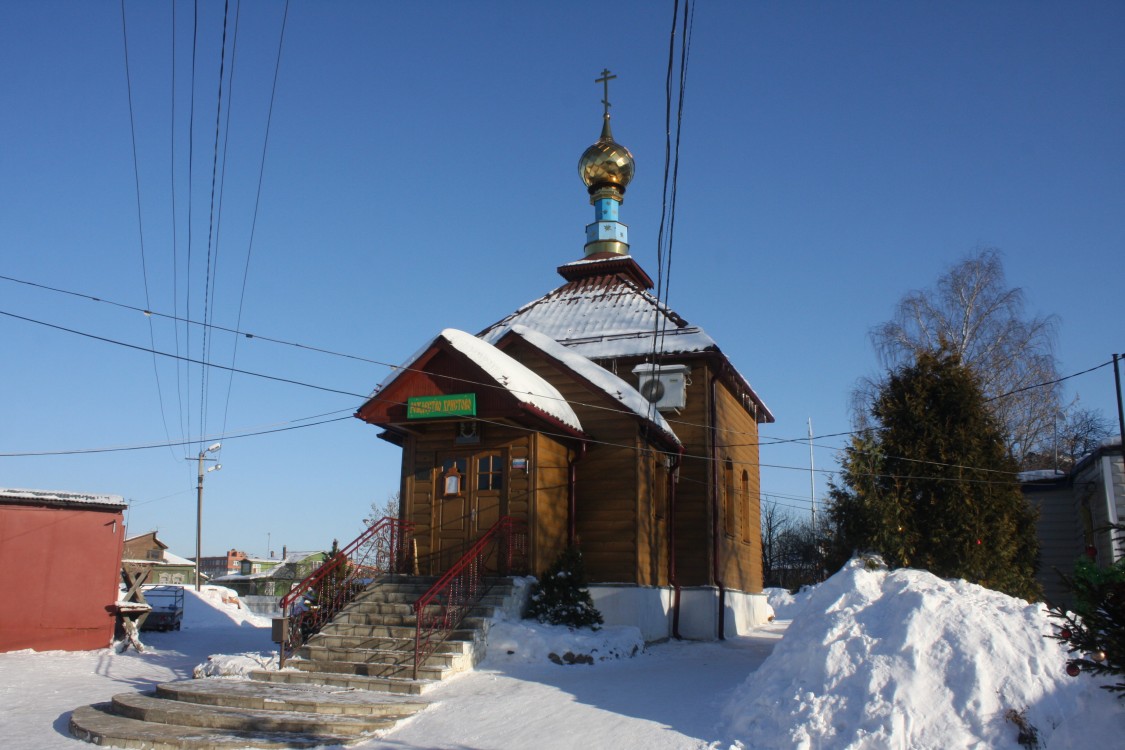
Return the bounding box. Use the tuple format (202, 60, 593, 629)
(524, 547, 603, 629)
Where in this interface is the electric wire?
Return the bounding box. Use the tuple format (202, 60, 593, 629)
(198, 0, 232, 459)
(1, 273, 1114, 469)
(218, 0, 289, 447)
(120, 0, 179, 463)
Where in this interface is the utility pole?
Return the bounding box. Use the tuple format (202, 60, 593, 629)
(190, 443, 222, 592)
(1114, 354, 1125, 455)
(808, 418, 816, 527)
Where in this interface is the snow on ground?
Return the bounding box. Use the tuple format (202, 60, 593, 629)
(2, 571, 1122, 749)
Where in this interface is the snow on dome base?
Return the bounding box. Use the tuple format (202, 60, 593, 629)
(722, 558, 1120, 750)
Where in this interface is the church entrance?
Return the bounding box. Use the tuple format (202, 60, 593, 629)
(432, 450, 507, 571)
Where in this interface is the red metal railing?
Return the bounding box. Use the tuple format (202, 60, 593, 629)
(278, 517, 413, 665)
(413, 516, 528, 679)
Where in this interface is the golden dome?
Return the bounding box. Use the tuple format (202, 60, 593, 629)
(579, 118, 635, 193)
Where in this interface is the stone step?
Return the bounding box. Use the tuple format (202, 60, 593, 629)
(154, 678, 428, 718)
(111, 691, 397, 736)
(70, 703, 357, 749)
(344, 599, 504, 616)
(305, 632, 473, 655)
(317, 621, 483, 641)
(250, 669, 436, 695)
(289, 657, 447, 681)
(332, 611, 491, 629)
(300, 644, 465, 669)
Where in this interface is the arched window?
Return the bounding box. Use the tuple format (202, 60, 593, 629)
(741, 470, 753, 544)
(723, 458, 736, 536)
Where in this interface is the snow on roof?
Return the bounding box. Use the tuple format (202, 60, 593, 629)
(0, 487, 125, 508)
(442, 329, 583, 432)
(162, 551, 195, 567)
(1017, 469, 1067, 483)
(504, 324, 680, 446)
(478, 275, 774, 423)
(480, 277, 719, 360)
(374, 329, 583, 433)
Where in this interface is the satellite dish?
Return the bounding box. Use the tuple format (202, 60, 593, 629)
(640, 378, 665, 403)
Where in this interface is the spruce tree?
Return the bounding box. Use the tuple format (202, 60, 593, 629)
(826, 350, 1042, 599)
(1049, 525, 1125, 695)
(525, 547, 603, 629)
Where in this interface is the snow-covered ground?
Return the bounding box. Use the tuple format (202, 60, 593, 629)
(1, 569, 1121, 749)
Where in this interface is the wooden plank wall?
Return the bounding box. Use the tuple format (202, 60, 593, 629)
(714, 383, 764, 593)
(666, 360, 716, 587)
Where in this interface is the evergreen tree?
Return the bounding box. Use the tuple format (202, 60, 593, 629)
(827, 349, 1042, 599)
(1049, 525, 1125, 695)
(525, 547, 603, 629)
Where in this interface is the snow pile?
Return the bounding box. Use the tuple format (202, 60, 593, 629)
(723, 559, 1121, 749)
(193, 651, 278, 678)
(763, 586, 816, 620)
(185, 586, 272, 628)
(484, 620, 644, 666)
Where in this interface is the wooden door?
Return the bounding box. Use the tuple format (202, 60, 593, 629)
(433, 450, 507, 572)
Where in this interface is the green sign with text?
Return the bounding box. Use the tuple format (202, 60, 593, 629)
(407, 393, 477, 419)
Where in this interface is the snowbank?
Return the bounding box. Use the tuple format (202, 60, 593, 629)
(484, 620, 644, 666)
(723, 559, 1122, 749)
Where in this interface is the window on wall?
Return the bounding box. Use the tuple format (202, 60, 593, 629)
(477, 454, 503, 491)
(741, 470, 753, 544)
(442, 458, 467, 496)
(723, 458, 736, 537)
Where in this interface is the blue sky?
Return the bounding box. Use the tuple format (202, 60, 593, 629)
(2, 1, 1122, 559)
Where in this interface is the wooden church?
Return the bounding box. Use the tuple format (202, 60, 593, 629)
(356, 76, 774, 640)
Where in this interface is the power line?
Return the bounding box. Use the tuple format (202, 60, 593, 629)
(3, 274, 1115, 464)
(120, 0, 179, 463)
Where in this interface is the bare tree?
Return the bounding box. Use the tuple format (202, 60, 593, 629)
(364, 492, 401, 526)
(869, 248, 1061, 465)
(760, 498, 791, 587)
(1023, 405, 1115, 472)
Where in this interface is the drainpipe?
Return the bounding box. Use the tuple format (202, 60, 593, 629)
(710, 375, 725, 640)
(567, 442, 588, 548)
(668, 445, 684, 639)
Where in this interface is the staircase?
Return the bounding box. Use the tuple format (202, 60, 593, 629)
(69, 575, 522, 749)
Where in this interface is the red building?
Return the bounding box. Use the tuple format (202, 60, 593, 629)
(0, 488, 126, 652)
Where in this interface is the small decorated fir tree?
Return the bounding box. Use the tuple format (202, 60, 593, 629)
(1049, 524, 1125, 695)
(525, 547, 603, 629)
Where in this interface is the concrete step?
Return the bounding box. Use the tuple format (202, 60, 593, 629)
(304, 632, 473, 655)
(111, 691, 397, 736)
(70, 703, 357, 749)
(343, 600, 502, 618)
(249, 669, 437, 695)
(289, 657, 449, 681)
(300, 644, 465, 669)
(317, 621, 483, 641)
(154, 678, 427, 718)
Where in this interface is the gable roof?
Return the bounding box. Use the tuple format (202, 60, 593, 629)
(496, 324, 681, 449)
(359, 328, 583, 434)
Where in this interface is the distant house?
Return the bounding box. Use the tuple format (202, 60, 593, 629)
(194, 549, 249, 581)
(1021, 437, 1124, 607)
(213, 550, 328, 616)
(122, 531, 199, 585)
(0, 487, 126, 652)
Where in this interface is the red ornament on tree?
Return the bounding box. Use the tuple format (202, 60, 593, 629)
(1059, 627, 1072, 640)
(1066, 663, 1081, 677)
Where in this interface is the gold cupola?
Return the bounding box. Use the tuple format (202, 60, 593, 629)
(579, 69, 634, 257)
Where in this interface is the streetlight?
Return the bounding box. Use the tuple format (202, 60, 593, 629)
(190, 442, 222, 592)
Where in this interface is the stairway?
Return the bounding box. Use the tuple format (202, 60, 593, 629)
(69, 575, 521, 749)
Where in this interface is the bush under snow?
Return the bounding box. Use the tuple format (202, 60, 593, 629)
(723, 558, 1121, 749)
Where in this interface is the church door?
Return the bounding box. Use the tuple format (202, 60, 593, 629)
(433, 450, 507, 571)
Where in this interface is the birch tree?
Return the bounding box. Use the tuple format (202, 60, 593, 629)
(869, 248, 1061, 466)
